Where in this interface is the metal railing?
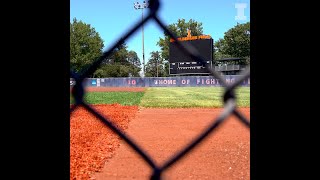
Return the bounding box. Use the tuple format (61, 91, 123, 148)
(70, 0, 250, 179)
(214, 64, 247, 71)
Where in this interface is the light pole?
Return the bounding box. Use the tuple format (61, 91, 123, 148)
(134, 1, 149, 77)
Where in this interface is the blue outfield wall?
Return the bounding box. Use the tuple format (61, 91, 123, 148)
(70, 76, 250, 87)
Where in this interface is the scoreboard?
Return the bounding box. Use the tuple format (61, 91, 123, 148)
(169, 38, 213, 75)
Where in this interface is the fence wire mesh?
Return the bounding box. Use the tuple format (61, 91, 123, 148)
(70, 0, 250, 179)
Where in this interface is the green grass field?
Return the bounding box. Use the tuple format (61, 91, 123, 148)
(70, 87, 250, 108)
(70, 92, 145, 106)
(140, 87, 250, 108)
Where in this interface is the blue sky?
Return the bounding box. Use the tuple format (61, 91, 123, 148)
(70, 0, 250, 65)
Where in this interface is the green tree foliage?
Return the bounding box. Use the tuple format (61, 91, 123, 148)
(214, 22, 250, 65)
(93, 43, 142, 78)
(111, 43, 129, 64)
(127, 50, 142, 77)
(70, 18, 104, 74)
(145, 51, 168, 77)
(93, 64, 133, 77)
(70, 18, 141, 78)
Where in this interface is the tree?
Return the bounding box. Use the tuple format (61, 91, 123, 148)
(111, 42, 129, 64)
(127, 51, 141, 77)
(157, 18, 203, 61)
(93, 64, 131, 78)
(93, 43, 142, 77)
(70, 18, 104, 75)
(145, 51, 166, 77)
(214, 22, 250, 65)
(127, 51, 140, 67)
(214, 38, 232, 65)
(70, 18, 141, 78)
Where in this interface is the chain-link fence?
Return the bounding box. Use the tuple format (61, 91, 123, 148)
(70, 0, 250, 179)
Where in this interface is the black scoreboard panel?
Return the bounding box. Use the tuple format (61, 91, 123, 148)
(169, 39, 213, 63)
(169, 39, 213, 75)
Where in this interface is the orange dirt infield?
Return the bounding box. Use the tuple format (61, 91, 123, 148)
(70, 104, 139, 180)
(71, 105, 250, 180)
(70, 87, 147, 92)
